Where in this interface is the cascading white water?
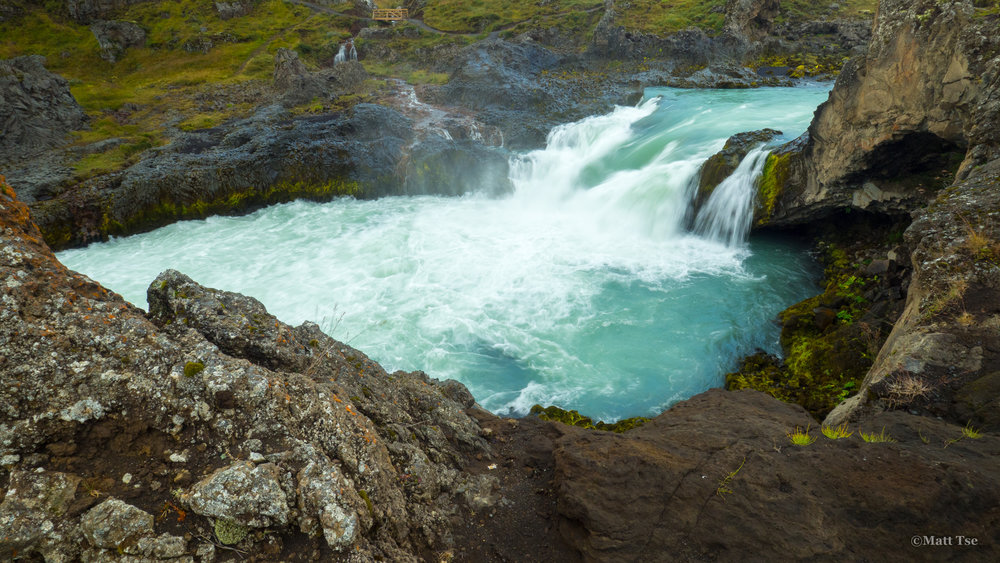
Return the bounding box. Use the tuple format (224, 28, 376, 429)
(694, 146, 772, 246)
(58, 85, 832, 421)
(333, 41, 357, 64)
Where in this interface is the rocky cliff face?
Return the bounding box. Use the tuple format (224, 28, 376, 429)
(0, 56, 87, 164)
(762, 0, 999, 226)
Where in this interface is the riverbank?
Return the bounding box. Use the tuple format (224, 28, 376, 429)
(3, 0, 1000, 560)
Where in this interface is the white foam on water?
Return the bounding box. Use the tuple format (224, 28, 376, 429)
(59, 85, 831, 421)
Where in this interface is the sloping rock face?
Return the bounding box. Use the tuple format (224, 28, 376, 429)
(827, 161, 1000, 430)
(549, 389, 1000, 561)
(0, 178, 500, 560)
(762, 0, 1000, 226)
(0, 56, 87, 164)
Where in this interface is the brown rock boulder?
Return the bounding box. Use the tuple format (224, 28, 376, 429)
(551, 389, 1000, 561)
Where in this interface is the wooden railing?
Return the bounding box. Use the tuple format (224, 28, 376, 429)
(372, 8, 408, 21)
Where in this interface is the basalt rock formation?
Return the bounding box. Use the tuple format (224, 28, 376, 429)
(0, 55, 87, 164)
(760, 0, 999, 227)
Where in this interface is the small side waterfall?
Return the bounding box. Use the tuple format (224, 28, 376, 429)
(693, 147, 771, 247)
(334, 40, 357, 64)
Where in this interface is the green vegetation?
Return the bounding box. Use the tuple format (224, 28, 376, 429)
(945, 421, 983, 447)
(0, 0, 358, 178)
(727, 241, 888, 418)
(529, 404, 650, 433)
(755, 151, 793, 225)
(821, 423, 854, 439)
(716, 456, 746, 500)
(183, 361, 205, 378)
(213, 518, 249, 545)
(859, 426, 896, 443)
(787, 425, 816, 446)
(423, 0, 602, 33)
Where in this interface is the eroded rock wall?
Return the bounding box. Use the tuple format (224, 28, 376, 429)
(0, 56, 87, 165)
(763, 0, 1000, 226)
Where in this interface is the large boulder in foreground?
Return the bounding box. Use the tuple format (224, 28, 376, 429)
(549, 388, 1000, 561)
(0, 178, 498, 560)
(0, 56, 87, 165)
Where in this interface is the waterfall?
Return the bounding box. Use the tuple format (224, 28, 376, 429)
(693, 147, 770, 247)
(334, 40, 357, 64)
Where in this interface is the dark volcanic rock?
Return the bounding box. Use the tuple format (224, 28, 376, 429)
(90, 19, 146, 63)
(66, 0, 153, 24)
(22, 98, 511, 249)
(761, 0, 1000, 228)
(0, 56, 87, 165)
(692, 127, 782, 216)
(551, 389, 1000, 561)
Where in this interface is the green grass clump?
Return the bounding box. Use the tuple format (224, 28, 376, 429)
(821, 423, 854, 439)
(787, 425, 816, 446)
(859, 426, 896, 443)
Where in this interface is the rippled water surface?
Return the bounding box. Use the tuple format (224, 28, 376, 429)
(60, 85, 831, 421)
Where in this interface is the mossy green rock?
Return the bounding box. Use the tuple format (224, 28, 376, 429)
(529, 404, 649, 433)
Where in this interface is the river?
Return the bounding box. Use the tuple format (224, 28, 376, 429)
(59, 84, 831, 421)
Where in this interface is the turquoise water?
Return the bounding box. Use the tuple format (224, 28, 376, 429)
(59, 85, 830, 421)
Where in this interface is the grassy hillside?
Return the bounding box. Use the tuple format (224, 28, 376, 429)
(1, 0, 878, 179)
(0, 0, 361, 176)
(421, 0, 876, 35)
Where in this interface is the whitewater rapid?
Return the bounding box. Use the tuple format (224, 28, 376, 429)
(59, 85, 831, 421)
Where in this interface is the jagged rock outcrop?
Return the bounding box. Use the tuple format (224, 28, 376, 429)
(90, 19, 146, 63)
(213, 0, 255, 20)
(724, 0, 780, 43)
(0, 178, 501, 560)
(760, 0, 1000, 227)
(0, 56, 87, 164)
(273, 47, 367, 106)
(65, 0, 152, 24)
(826, 161, 1000, 430)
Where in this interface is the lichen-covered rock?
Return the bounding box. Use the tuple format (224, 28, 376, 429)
(80, 498, 154, 549)
(0, 177, 496, 559)
(185, 462, 290, 528)
(90, 20, 146, 63)
(0, 470, 80, 559)
(0, 56, 87, 164)
(296, 461, 366, 549)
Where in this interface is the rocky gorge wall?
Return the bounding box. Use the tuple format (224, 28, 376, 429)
(4, 0, 1000, 560)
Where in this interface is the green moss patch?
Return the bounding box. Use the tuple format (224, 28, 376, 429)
(529, 404, 650, 433)
(727, 243, 887, 419)
(755, 151, 792, 225)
